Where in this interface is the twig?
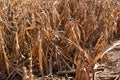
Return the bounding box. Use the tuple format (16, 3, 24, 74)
(56, 69, 76, 75)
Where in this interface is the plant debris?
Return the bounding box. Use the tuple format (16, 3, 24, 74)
(0, 0, 120, 80)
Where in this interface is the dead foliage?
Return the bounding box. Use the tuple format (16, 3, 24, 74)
(0, 0, 120, 80)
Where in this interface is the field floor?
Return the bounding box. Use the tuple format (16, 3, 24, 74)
(94, 45, 120, 80)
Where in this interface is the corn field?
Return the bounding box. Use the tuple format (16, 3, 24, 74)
(0, 0, 120, 80)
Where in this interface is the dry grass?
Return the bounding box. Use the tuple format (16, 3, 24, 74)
(0, 0, 120, 80)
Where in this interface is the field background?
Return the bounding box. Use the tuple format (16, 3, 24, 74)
(0, 0, 120, 80)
